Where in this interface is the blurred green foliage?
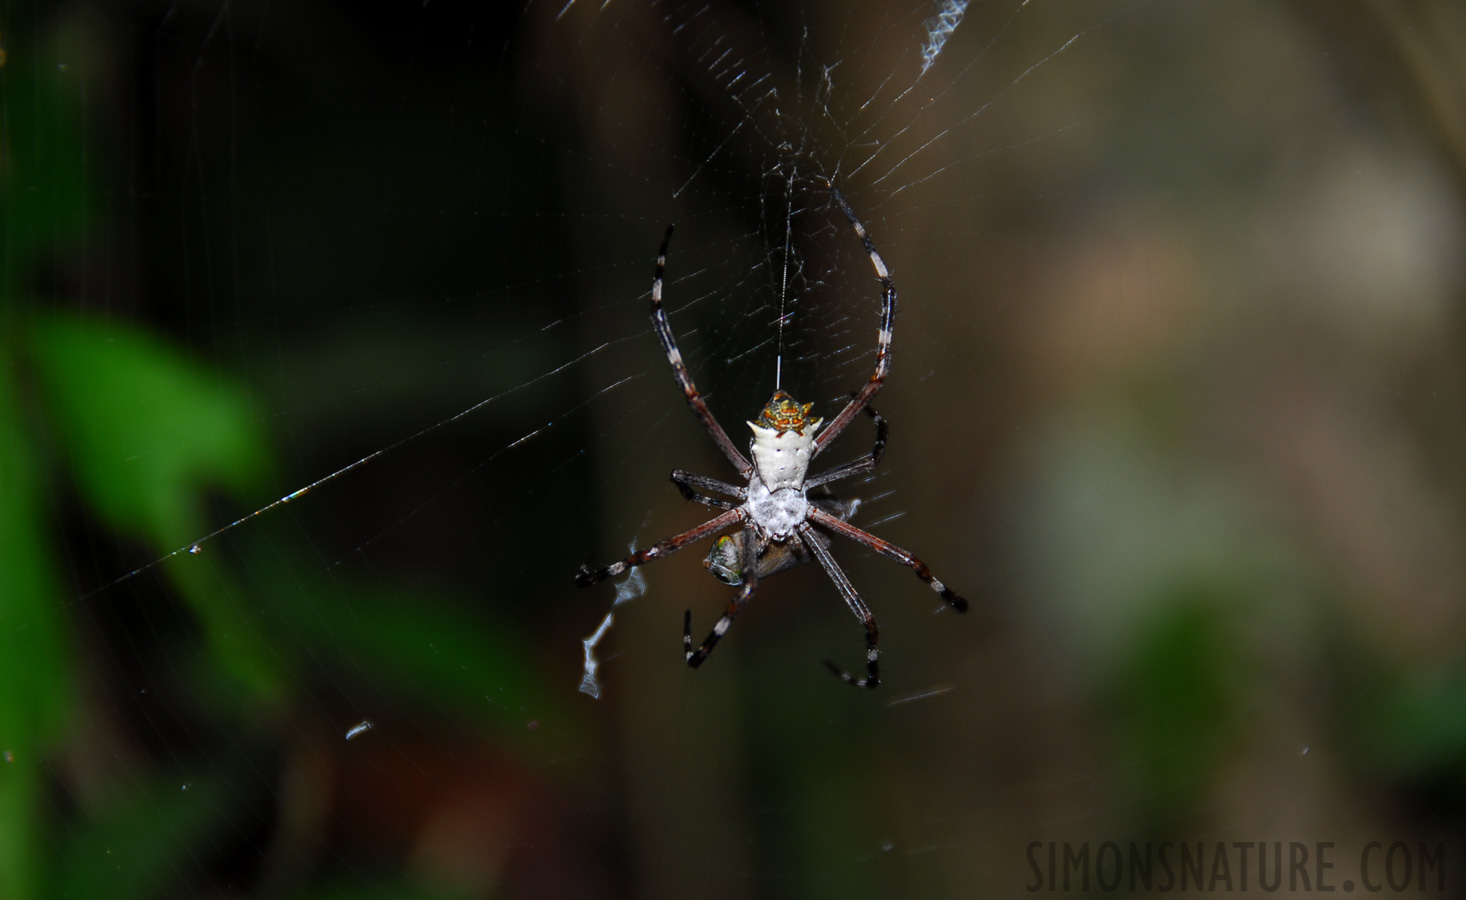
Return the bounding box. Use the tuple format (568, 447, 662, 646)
(0, 351, 72, 900)
(1108, 584, 1241, 831)
(1353, 659, 1466, 800)
(1, 21, 280, 886)
(55, 774, 243, 900)
(0, 13, 559, 900)
(30, 314, 286, 703)
(1, 16, 100, 899)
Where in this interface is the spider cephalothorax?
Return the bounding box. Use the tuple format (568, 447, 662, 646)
(575, 185, 968, 688)
(755, 390, 818, 433)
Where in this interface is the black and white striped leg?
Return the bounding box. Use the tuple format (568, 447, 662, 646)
(651, 225, 754, 476)
(799, 524, 880, 688)
(671, 468, 747, 510)
(805, 403, 887, 489)
(575, 507, 745, 587)
(816, 186, 897, 452)
(685, 524, 760, 668)
(808, 506, 969, 612)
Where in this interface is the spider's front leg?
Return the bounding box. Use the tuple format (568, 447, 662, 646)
(650, 225, 753, 476)
(575, 507, 745, 587)
(815, 186, 896, 453)
(685, 524, 761, 668)
(805, 403, 887, 490)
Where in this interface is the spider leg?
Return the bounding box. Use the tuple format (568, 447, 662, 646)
(651, 225, 754, 476)
(575, 507, 746, 587)
(807, 506, 968, 612)
(804, 404, 886, 490)
(798, 524, 880, 689)
(815, 187, 896, 454)
(685, 524, 761, 668)
(671, 468, 747, 510)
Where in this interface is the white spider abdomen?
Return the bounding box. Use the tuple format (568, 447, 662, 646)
(745, 477, 808, 540)
(747, 420, 817, 492)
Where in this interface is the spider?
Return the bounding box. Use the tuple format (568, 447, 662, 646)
(575, 186, 968, 688)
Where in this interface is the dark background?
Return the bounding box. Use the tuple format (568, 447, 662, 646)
(3, 0, 1465, 897)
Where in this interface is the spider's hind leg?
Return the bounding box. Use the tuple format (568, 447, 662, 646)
(799, 524, 880, 689)
(808, 506, 968, 613)
(575, 507, 745, 587)
(685, 525, 761, 668)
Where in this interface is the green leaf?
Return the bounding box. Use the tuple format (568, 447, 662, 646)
(0, 16, 99, 899)
(0, 361, 73, 900)
(30, 313, 284, 702)
(29, 314, 267, 547)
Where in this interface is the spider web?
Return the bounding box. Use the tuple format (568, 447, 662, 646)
(7, 0, 1466, 897)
